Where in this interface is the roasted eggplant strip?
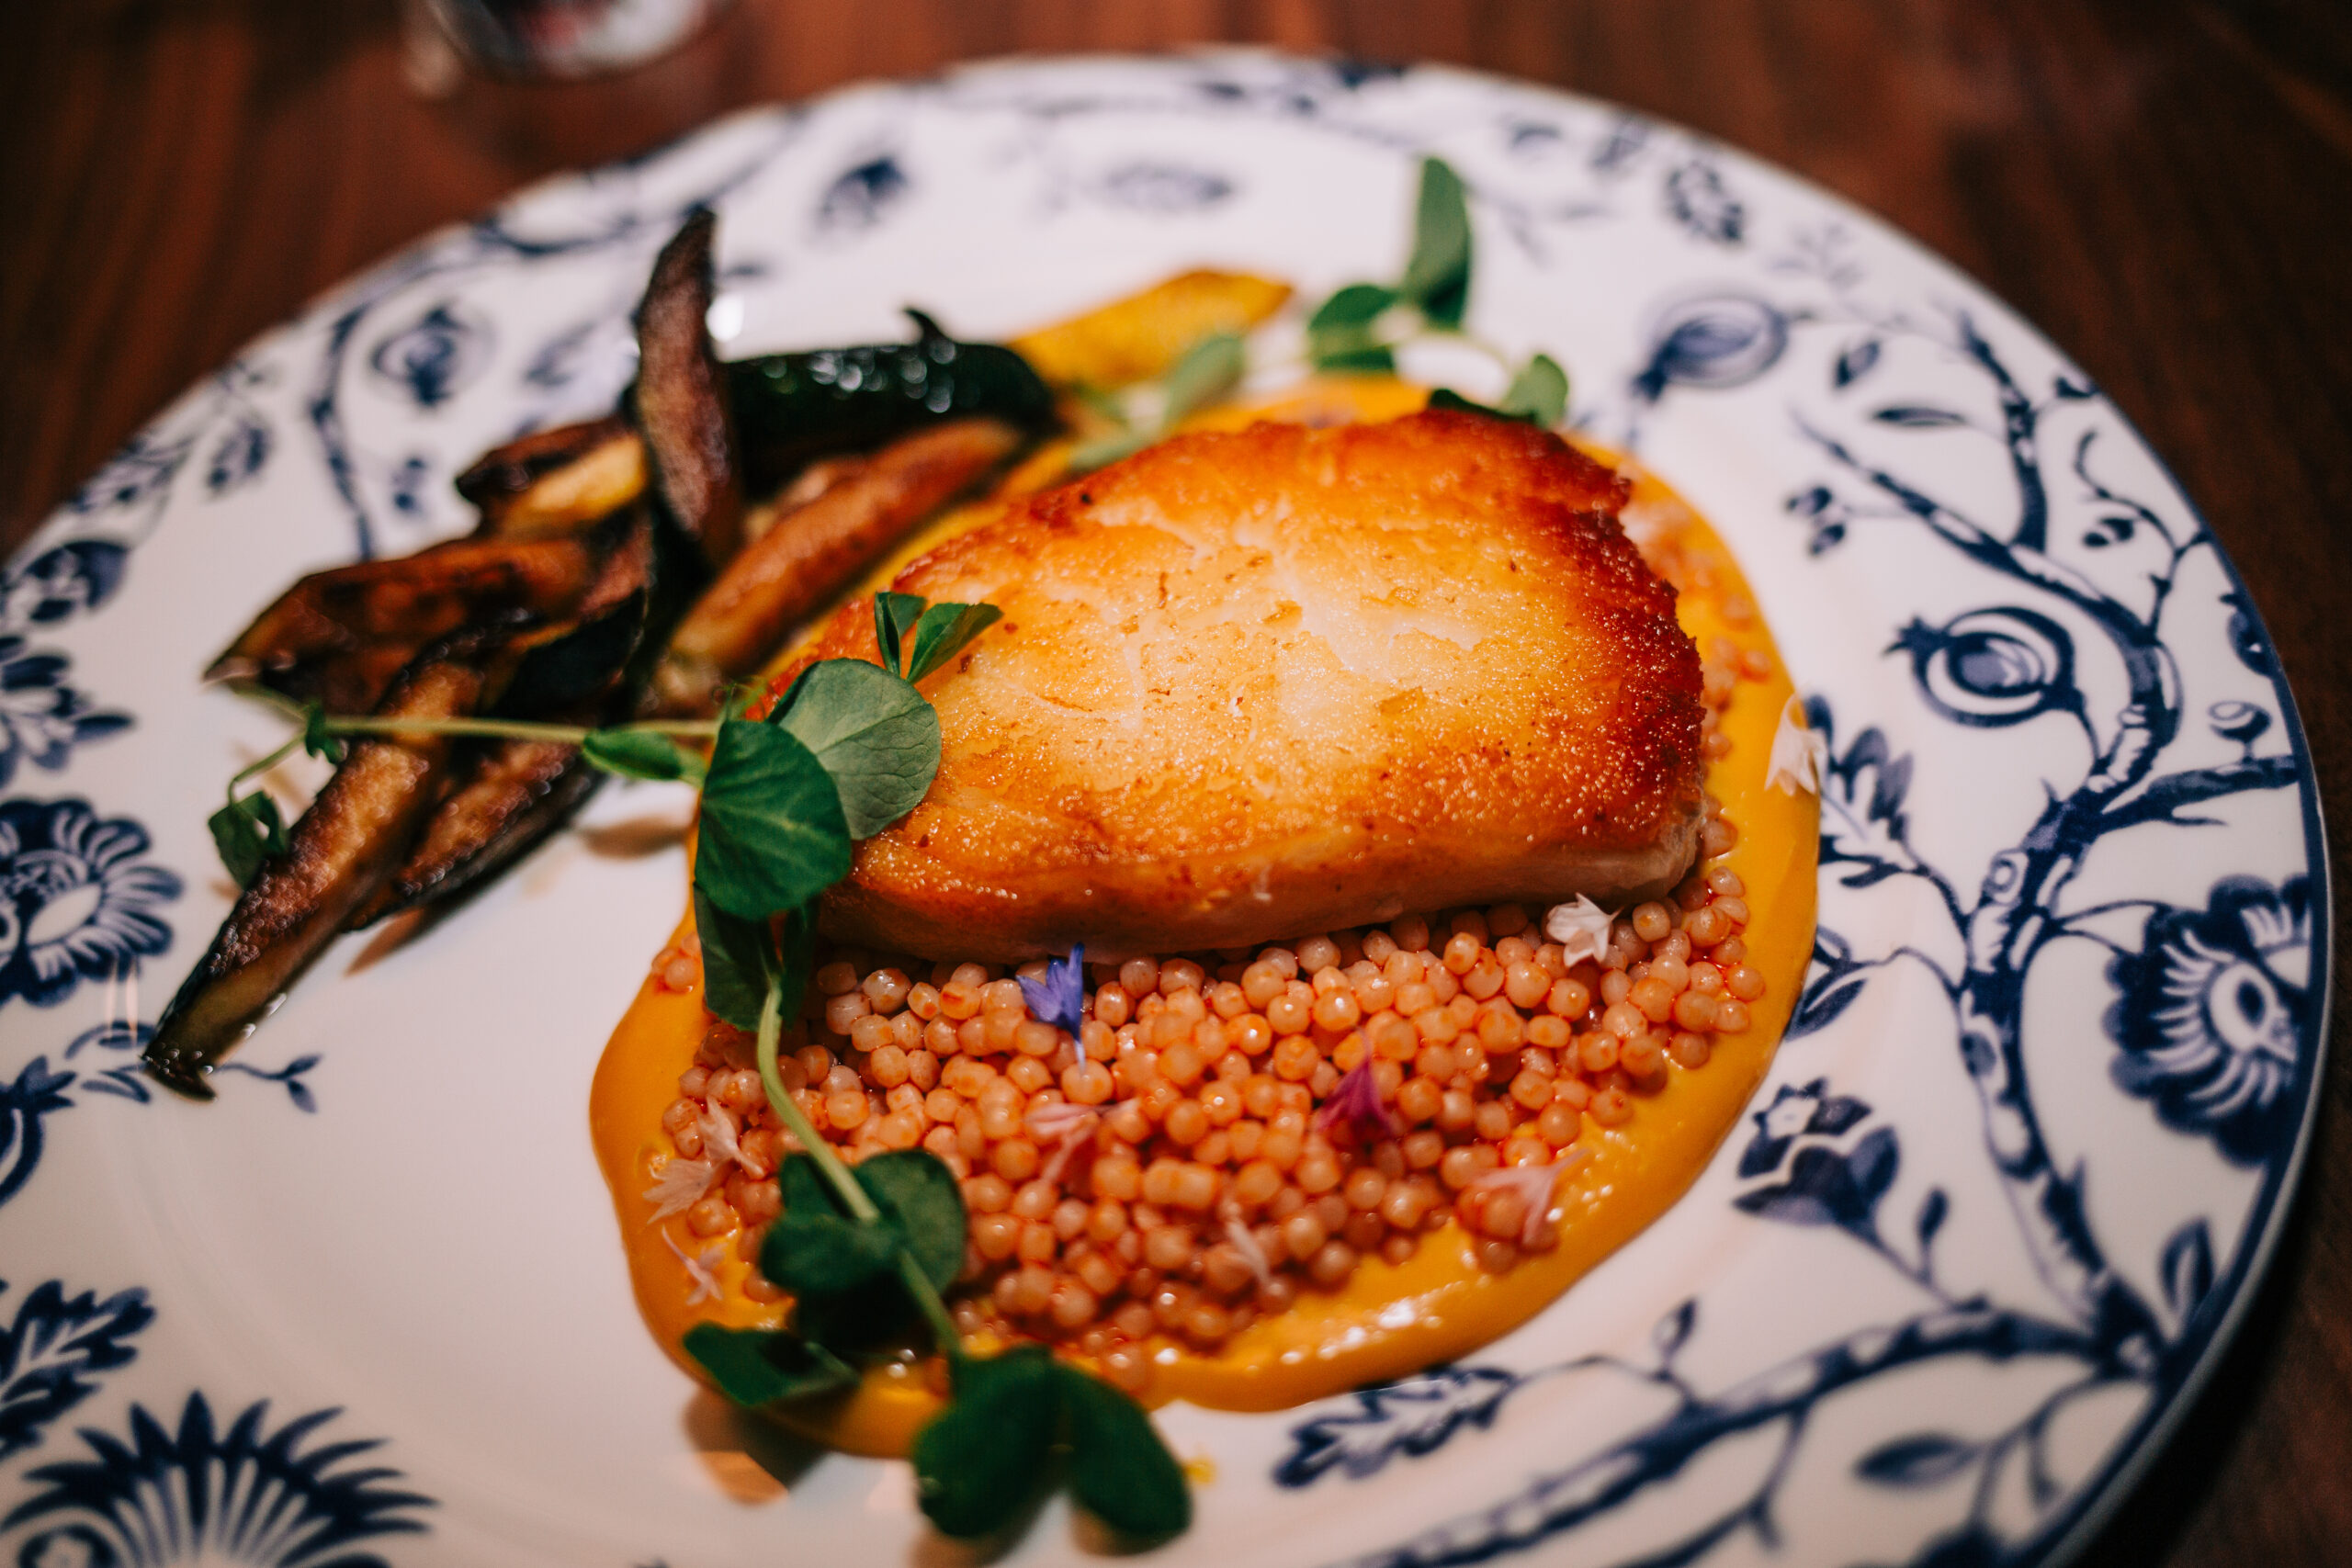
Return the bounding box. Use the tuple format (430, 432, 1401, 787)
(456, 414, 629, 507)
(653, 417, 1024, 715)
(726, 310, 1056, 495)
(462, 417, 647, 538)
(207, 531, 616, 711)
(145, 627, 523, 1097)
(347, 517, 667, 927)
(348, 733, 602, 927)
(633, 209, 745, 569)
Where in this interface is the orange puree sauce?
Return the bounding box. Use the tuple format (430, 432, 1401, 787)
(590, 379, 1817, 1457)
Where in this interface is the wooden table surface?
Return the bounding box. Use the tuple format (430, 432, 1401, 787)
(4, 1, 2346, 1561)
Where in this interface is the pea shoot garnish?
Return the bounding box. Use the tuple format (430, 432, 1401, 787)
(204, 592, 1191, 1545)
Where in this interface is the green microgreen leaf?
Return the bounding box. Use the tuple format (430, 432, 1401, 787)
(1399, 157, 1473, 328)
(764, 1155, 909, 1299)
(875, 591, 926, 676)
(300, 702, 345, 763)
(1159, 331, 1246, 426)
(683, 1323, 858, 1408)
(762, 1148, 967, 1304)
(1307, 281, 1398, 332)
(1498, 353, 1569, 428)
(904, 603, 1003, 684)
(690, 716, 851, 920)
(207, 791, 287, 888)
(911, 1346, 1061, 1539)
(849, 1149, 967, 1293)
(581, 726, 706, 784)
(692, 884, 777, 1032)
(1315, 341, 1399, 375)
(1067, 428, 1151, 471)
(1307, 283, 1402, 373)
(1057, 1364, 1193, 1540)
(1426, 387, 1537, 424)
(771, 659, 942, 838)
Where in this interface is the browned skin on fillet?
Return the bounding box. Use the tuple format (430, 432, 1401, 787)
(788, 410, 1706, 962)
(654, 417, 1024, 714)
(144, 632, 508, 1095)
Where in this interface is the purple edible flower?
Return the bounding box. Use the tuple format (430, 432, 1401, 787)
(1313, 1058, 1397, 1141)
(1018, 943, 1089, 1049)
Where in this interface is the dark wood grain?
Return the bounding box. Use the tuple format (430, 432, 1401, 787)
(5, 2, 2346, 1561)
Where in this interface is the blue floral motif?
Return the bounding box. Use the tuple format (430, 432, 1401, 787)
(2105, 875, 2312, 1166)
(57, 1022, 154, 1105)
(1890, 606, 2083, 730)
(0, 1280, 153, 1464)
(0, 1059, 74, 1210)
(1091, 162, 1235, 213)
(1664, 158, 1746, 244)
(1, 544, 127, 630)
(1631, 293, 1788, 405)
(63, 434, 190, 524)
(204, 410, 273, 498)
(368, 302, 493, 411)
(1255, 165, 2311, 1564)
(0, 800, 179, 1011)
(3, 1394, 434, 1566)
(0, 639, 129, 789)
(62, 362, 275, 531)
(1735, 1077, 1871, 1178)
(1275, 1367, 1521, 1487)
(2, 1025, 317, 1216)
(814, 154, 910, 234)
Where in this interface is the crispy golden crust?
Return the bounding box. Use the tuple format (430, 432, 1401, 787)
(800, 410, 1705, 960)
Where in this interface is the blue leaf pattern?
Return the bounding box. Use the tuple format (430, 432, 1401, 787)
(1275, 1367, 1521, 1487)
(4, 1393, 434, 1564)
(0, 1280, 154, 1463)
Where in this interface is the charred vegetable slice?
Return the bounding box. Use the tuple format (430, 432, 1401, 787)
(654, 418, 1023, 715)
(349, 523, 666, 926)
(207, 530, 615, 713)
(633, 208, 745, 569)
(725, 311, 1055, 495)
(349, 736, 601, 926)
(145, 629, 519, 1097)
(459, 415, 647, 537)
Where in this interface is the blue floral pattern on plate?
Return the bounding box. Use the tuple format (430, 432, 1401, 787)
(0, 51, 2324, 1568)
(0, 800, 178, 1012)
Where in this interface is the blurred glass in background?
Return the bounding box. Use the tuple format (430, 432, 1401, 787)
(417, 0, 731, 80)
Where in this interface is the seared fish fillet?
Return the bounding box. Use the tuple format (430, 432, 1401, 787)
(802, 409, 1705, 960)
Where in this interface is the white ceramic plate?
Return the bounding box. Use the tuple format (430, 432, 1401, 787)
(0, 52, 2327, 1568)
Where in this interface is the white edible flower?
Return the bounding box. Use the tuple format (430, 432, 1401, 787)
(643, 1156, 718, 1223)
(1224, 1216, 1275, 1292)
(698, 1098, 758, 1175)
(662, 1229, 727, 1305)
(1028, 1100, 1102, 1184)
(1544, 895, 1616, 966)
(1767, 695, 1826, 795)
(1470, 1148, 1593, 1247)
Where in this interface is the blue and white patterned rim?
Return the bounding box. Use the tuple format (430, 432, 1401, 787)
(0, 52, 2326, 1568)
